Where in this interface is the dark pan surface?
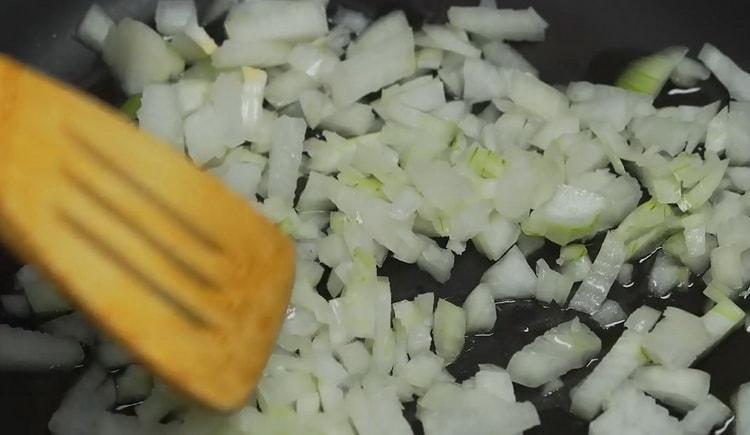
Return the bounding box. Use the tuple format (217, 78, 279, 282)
(2, 1, 750, 434)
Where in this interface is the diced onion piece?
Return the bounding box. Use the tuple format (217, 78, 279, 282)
(447, 6, 547, 41)
(49, 366, 115, 435)
(169, 24, 217, 61)
(591, 300, 626, 328)
(507, 318, 601, 388)
(326, 11, 416, 106)
(735, 383, 750, 435)
(433, 299, 466, 364)
(642, 307, 711, 368)
(523, 184, 607, 246)
(212, 39, 293, 68)
(590, 386, 682, 435)
(137, 83, 184, 149)
(616, 46, 688, 96)
(648, 252, 689, 296)
(346, 384, 413, 435)
(698, 43, 750, 101)
(631, 366, 710, 412)
(225, 0, 328, 42)
(481, 245, 537, 300)
(417, 25, 480, 58)
(0, 325, 84, 370)
(267, 116, 306, 208)
(568, 232, 626, 315)
(155, 0, 197, 35)
(417, 237, 455, 283)
(472, 213, 519, 261)
(77, 4, 114, 51)
(508, 71, 569, 120)
(624, 305, 661, 333)
(116, 365, 153, 404)
(534, 259, 574, 306)
(463, 284, 497, 332)
(680, 395, 731, 435)
(401, 351, 445, 389)
(40, 312, 97, 345)
(17, 265, 71, 314)
(570, 331, 647, 420)
(671, 57, 711, 88)
(418, 382, 540, 435)
(482, 40, 537, 74)
(102, 18, 185, 95)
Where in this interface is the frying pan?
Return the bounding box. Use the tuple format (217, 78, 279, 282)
(2, 1, 750, 434)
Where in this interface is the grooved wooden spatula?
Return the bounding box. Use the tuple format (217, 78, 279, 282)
(0, 55, 295, 411)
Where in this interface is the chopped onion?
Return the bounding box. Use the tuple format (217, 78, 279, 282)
(570, 331, 647, 420)
(0, 325, 83, 370)
(433, 299, 466, 364)
(447, 6, 548, 41)
(462, 284, 497, 332)
(77, 4, 114, 51)
(480, 245, 537, 300)
(507, 318, 601, 388)
(631, 366, 710, 412)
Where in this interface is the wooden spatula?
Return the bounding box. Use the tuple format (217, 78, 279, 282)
(0, 55, 295, 411)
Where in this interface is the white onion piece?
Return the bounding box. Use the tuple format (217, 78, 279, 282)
(482, 40, 537, 74)
(417, 25, 481, 58)
(102, 19, 185, 95)
(225, 0, 328, 42)
(136, 382, 183, 425)
(77, 4, 114, 51)
(624, 305, 661, 333)
(326, 11, 415, 106)
(346, 384, 413, 435)
(670, 57, 711, 88)
(480, 245, 537, 300)
(462, 284, 497, 332)
(698, 43, 750, 101)
(96, 342, 133, 369)
(17, 265, 71, 314)
(680, 395, 731, 435)
(401, 351, 445, 389)
(509, 71, 569, 120)
(534, 259, 574, 306)
(472, 213, 519, 261)
(40, 313, 97, 345)
(569, 232, 626, 315)
(433, 299, 466, 364)
(212, 39, 292, 68)
(648, 252, 689, 296)
(472, 364, 515, 401)
(570, 331, 647, 420)
(418, 382, 540, 435)
(49, 366, 115, 435)
(591, 300, 626, 328)
(447, 6, 547, 41)
(416, 48, 444, 70)
(416, 237, 455, 283)
(631, 366, 710, 412)
(507, 318, 601, 388)
(642, 307, 711, 368)
(590, 386, 683, 435)
(138, 83, 184, 149)
(155, 0, 197, 35)
(267, 116, 306, 208)
(116, 365, 153, 404)
(735, 383, 750, 435)
(0, 325, 83, 371)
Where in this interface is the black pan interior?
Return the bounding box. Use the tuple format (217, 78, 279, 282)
(2, 1, 750, 434)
